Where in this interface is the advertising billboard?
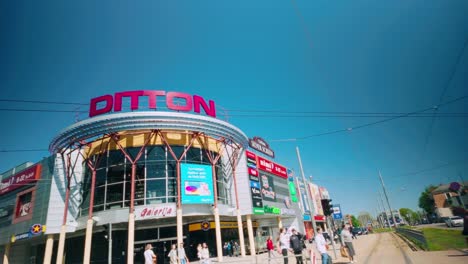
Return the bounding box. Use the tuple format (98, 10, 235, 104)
(180, 163, 214, 204)
(308, 183, 323, 216)
(260, 173, 276, 202)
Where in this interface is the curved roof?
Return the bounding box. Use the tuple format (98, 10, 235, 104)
(49, 112, 248, 153)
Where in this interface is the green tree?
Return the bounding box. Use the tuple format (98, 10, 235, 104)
(351, 215, 360, 227)
(358, 212, 372, 227)
(399, 208, 415, 224)
(418, 185, 437, 215)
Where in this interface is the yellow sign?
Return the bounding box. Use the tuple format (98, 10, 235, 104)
(189, 221, 258, 232)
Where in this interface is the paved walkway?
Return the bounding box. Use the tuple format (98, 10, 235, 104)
(188, 232, 468, 264)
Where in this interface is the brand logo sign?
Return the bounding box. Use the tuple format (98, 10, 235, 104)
(135, 204, 176, 220)
(0, 165, 42, 195)
(249, 137, 275, 158)
(257, 156, 287, 179)
(89, 90, 216, 118)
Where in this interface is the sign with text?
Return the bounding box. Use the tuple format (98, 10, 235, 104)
(260, 173, 276, 202)
(135, 204, 176, 220)
(180, 164, 214, 204)
(249, 137, 275, 158)
(332, 204, 343, 220)
(257, 156, 287, 179)
(0, 164, 42, 195)
(89, 90, 216, 118)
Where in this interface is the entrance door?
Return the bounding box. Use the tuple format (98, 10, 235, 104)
(135, 238, 177, 264)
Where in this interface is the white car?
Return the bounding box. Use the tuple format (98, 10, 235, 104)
(445, 216, 464, 227)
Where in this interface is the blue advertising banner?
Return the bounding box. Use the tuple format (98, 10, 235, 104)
(332, 204, 343, 220)
(181, 164, 214, 204)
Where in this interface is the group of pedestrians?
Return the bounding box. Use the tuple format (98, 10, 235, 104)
(144, 242, 190, 264)
(223, 240, 240, 257)
(267, 224, 357, 264)
(196, 242, 211, 264)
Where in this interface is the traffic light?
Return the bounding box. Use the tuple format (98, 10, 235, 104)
(321, 199, 333, 216)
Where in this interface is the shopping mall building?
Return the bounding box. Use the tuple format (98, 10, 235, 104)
(0, 91, 304, 264)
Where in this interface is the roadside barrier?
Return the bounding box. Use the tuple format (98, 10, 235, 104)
(395, 227, 428, 249)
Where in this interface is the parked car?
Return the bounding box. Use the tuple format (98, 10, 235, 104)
(445, 216, 464, 227)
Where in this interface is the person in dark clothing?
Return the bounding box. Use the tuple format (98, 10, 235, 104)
(289, 228, 304, 264)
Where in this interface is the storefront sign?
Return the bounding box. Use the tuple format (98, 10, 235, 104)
(264, 205, 281, 215)
(314, 215, 326, 221)
(248, 137, 275, 158)
(0, 164, 42, 195)
(281, 208, 296, 216)
(201, 221, 210, 231)
(250, 181, 263, 209)
(248, 167, 258, 178)
(257, 156, 287, 179)
(135, 204, 176, 220)
(11, 232, 31, 243)
(261, 174, 276, 202)
(89, 90, 216, 118)
(0, 207, 10, 218)
(180, 163, 214, 204)
(253, 207, 265, 214)
(30, 224, 46, 235)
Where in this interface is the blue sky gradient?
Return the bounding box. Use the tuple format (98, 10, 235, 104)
(1, 0, 467, 216)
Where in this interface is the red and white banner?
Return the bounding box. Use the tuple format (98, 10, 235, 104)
(135, 204, 176, 220)
(0, 164, 42, 195)
(257, 156, 287, 178)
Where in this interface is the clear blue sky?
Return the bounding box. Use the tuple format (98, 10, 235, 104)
(1, 0, 467, 217)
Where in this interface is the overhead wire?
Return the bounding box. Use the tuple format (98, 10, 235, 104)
(421, 36, 468, 155)
(270, 94, 468, 142)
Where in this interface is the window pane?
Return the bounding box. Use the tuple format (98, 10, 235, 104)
(108, 150, 125, 165)
(106, 183, 123, 203)
(159, 226, 176, 239)
(147, 146, 166, 162)
(147, 162, 166, 179)
(125, 180, 145, 203)
(107, 165, 125, 184)
(147, 179, 166, 199)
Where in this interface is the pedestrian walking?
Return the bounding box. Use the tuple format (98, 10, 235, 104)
(200, 242, 211, 264)
(167, 244, 178, 264)
(341, 225, 357, 263)
(144, 244, 157, 264)
(177, 242, 190, 264)
(266, 236, 275, 263)
(277, 227, 291, 264)
(289, 227, 304, 264)
(315, 227, 331, 264)
(197, 243, 202, 261)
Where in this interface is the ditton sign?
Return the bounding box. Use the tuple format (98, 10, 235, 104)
(89, 90, 216, 118)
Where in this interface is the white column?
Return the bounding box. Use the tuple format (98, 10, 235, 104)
(237, 209, 246, 257)
(83, 219, 94, 264)
(2, 242, 10, 264)
(177, 208, 183, 245)
(43, 234, 55, 264)
(277, 216, 283, 229)
(214, 207, 223, 262)
(56, 225, 67, 264)
(246, 214, 256, 256)
(127, 213, 135, 264)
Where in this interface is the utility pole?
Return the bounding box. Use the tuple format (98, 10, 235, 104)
(296, 147, 318, 233)
(379, 171, 397, 228)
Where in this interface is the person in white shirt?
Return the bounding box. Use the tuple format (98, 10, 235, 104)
(277, 227, 291, 264)
(144, 244, 156, 264)
(177, 242, 189, 264)
(315, 227, 329, 264)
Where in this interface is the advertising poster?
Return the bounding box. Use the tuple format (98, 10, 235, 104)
(308, 183, 323, 215)
(260, 173, 276, 202)
(180, 163, 214, 204)
(250, 180, 263, 210)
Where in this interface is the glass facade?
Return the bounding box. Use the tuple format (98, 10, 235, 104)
(80, 145, 229, 216)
